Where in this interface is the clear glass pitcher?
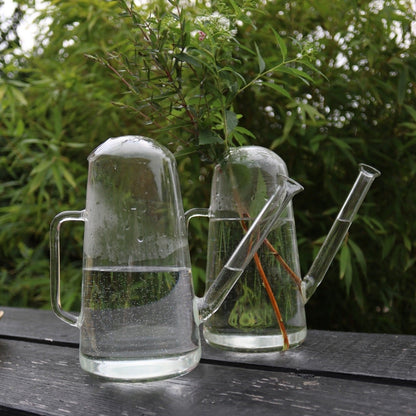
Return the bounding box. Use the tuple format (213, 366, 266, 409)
(198, 146, 379, 352)
(192, 146, 305, 351)
(50, 136, 303, 381)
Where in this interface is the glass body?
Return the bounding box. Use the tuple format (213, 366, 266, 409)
(203, 146, 307, 351)
(50, 136, 200, 381)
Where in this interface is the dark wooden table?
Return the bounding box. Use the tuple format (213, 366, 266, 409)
(0, 306, 415, 415)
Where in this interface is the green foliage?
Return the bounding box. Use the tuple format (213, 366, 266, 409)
(91, 0, 317, 161)
(0, 0, 139, 310)
(236, 0, 416, 333)
(1, 0, 415, 334)
(0, 0, 23, 71)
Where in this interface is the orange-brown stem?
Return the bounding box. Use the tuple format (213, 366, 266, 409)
(252, 252, 290, 350)
(240, 216, 290, 350)
(229, 165, 292, 350)
(263, 238, 303, 293)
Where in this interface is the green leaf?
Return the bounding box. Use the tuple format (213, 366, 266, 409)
(218, 67, 247, 86)
(27, 172, 46, 195)
(400, 122, 416, 130)
(348, 239, 367, 276)
(340, 244, 352, 295)
(0, 85, 6, 102)
(404, 257, 416, 272)
(310, 134, 326, 153)
(263, 82, 291, 99)
(14, 119, 25, 137)
(277, 111, 296, 146)
(52, 107, 62, 137)
(279, 66, 314, 85)
(11, 87, 28, 106)
(298, 58, 328, 80)
(233, 126, 256, 139)
(381, 235, 396, 259)
(64, 142, 87, 149)
(61, 166, 77, 189)
(232, 130, 248, 146)
(254, 42, 266, 74)
(271, 28, 287, 60)
(225, 110, 238, 137)
(185, 47, 217, 71)
(175, 52, 202, 67)
(403, 234, 412, 251)
(404, 104, 416, 121)
(52, 164, 64, 198)
(199, 129, 223, 145)
(360, 216, 385, 233)
(300, 102, 325, 122)
(227, 0, 241, 15)
(30, 159, 54, 175)
(328, 136, 351, 149)
(340, 244, 350, 280)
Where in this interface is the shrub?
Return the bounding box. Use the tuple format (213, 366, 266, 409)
(1, 0, 415, 334)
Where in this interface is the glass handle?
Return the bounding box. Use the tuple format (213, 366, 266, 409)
(184, 207, 210, 297)
(185, 207, 210, 226)
(50, 210, 86, 327)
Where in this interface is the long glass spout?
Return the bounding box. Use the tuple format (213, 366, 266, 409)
(198, 176, 304, 323)
(302, 164, 381, 303)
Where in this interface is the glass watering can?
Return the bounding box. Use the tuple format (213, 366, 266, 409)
(50, 136, 303, 381)
(189, 146, 380, 352)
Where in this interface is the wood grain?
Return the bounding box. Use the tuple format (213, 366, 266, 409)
(0, 338, 415, 416)
(1, 307, 416, 382)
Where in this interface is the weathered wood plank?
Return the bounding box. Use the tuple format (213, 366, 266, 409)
(0, 307, 78, 345)
(201, 331, 416, 383)
(0, 338, 415, 416)
(1, 307, 416, 382)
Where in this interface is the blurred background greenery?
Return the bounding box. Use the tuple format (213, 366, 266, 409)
(1, 0, 415, 334)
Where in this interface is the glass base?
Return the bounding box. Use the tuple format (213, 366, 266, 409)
(79, 348, 201, 381)
(203, 327, 307, 352)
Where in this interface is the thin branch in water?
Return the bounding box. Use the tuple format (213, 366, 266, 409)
(263, 237, 303, 292)
(240, 214, 289, 350)
(252, 251, 290, 350)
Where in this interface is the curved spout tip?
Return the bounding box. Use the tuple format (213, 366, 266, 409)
(285, 176, 304, 196)
(359, 163, 381, 178)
